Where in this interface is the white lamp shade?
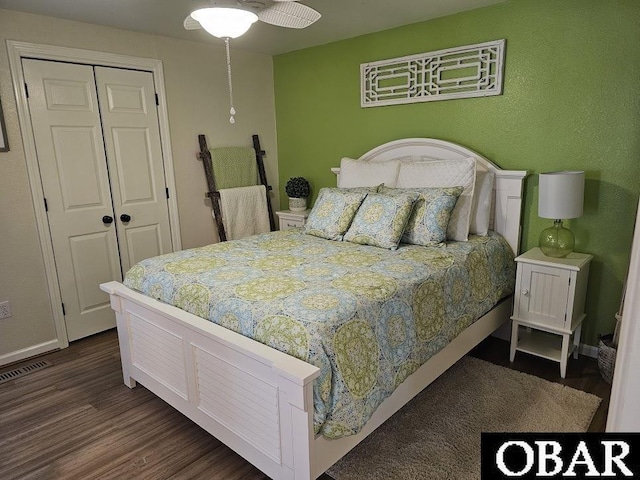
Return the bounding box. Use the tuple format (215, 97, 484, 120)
(191, 7, 258, 39)
(538, 171, 585, 219)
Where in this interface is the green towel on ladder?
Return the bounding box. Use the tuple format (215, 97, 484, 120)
(210, 147, 257, 189)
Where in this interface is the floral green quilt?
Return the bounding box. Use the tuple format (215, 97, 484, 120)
(124, 229, 515, 438)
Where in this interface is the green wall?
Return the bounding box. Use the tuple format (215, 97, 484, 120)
(274, 0, 640, 346)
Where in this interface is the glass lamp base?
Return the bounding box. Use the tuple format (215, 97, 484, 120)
(539, 220, 575, 258)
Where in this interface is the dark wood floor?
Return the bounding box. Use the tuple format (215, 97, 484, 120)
(0, 330, 611, 479)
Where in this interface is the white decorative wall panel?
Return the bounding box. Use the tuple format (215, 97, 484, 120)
(361, 40, 505, 107)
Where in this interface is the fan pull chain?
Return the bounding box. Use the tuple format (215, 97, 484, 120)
(225, 38, 236, 124)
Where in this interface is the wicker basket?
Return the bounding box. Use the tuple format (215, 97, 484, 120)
(597, 334, 617, 384)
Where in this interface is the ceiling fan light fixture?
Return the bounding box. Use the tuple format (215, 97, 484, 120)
(190, 7, 258, 39)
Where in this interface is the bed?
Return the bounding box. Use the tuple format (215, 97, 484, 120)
(101, 138, 527, 479)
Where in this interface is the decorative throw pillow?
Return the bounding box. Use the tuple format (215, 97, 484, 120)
(304, 188, 368, 241)
(338, 158, 401, 188)
(469, 169, 495, 236)
(343, 192, 418, 250)
(396, 158, 476, 241)
(380, 186, 463, 246)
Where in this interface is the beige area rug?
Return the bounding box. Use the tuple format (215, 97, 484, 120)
(327, 356, 601, 480)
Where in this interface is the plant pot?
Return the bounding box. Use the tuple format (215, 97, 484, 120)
(597, 334, 617, 384)
(288, 197, 307, 212)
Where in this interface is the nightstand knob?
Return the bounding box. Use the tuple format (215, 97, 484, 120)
(521, 288, 529, 296)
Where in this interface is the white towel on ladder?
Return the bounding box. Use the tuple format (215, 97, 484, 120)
(217, 185, 270, 240)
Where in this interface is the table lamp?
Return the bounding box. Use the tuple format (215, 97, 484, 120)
(538, 171, 585, 258)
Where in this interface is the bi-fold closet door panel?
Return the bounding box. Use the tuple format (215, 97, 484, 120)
(23, 59, 172, 342)
(95, 66, 172, 273)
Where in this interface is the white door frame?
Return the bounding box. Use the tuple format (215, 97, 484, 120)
(606, 198, 640, 432)
(7, 40, 182, 349)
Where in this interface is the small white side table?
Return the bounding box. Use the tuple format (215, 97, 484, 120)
(510, 247, 592, 378)
(275, 209, 311, 230)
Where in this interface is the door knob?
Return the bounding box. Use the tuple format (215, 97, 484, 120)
(102, 215, 114, 224)
(120, 214, 131, 222)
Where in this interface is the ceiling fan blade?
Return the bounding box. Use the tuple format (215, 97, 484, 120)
(183, 14, 202, 30)
(257, 2, 321, 29)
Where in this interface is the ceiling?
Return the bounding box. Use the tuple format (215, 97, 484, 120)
(0, 0, 507, 56)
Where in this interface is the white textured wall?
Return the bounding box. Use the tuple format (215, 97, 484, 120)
(0, 8, 278, 360)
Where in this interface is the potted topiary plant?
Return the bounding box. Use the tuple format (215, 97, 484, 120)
(285, 177, 310, 212)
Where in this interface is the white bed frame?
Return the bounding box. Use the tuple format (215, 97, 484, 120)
(101, 138, 526, 480)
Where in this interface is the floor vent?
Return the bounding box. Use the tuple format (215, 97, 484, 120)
(0, 360, 52, 385)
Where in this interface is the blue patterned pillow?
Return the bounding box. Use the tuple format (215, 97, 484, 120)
(343, 192, 418, 250)
(304, 188, 368, 241)
(380, 186, 463, 246)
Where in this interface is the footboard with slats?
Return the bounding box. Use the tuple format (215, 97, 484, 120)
(104, 282, 320, 480)
(104, 280, 512, 479)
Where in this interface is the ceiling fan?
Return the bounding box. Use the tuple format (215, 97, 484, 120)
(184, 0, 321, 38)
(184, 0, 321, 123)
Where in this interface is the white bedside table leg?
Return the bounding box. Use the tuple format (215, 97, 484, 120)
(510, 321, 518, 362)
(573, 324, 583, 360)
(560, 334, 570, 378)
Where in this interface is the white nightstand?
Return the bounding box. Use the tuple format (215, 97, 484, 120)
(276, 209, 311, 230)
(510, 247, 592, 378)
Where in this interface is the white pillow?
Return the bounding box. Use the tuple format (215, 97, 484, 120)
(396, 157, 476, 241)
(338, 157, 401, 188)
(469, 169, 495, 236)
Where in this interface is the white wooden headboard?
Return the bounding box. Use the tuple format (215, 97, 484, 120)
(332, 138, 527, 254)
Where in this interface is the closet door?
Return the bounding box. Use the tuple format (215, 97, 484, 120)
(23, 59, 121, 341)
(95, 67, 172, 272)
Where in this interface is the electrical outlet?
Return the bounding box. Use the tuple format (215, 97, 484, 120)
(0, 301, 11, 319)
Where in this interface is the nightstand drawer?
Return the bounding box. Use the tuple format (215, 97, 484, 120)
(280, 218, 305, 230)
(276, 209, 311, 231)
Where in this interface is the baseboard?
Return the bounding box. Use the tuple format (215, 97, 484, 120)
(0, 339, 60, 367)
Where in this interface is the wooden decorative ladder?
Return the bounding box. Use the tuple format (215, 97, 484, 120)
(197, 134, 276, 242)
